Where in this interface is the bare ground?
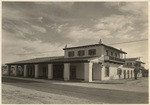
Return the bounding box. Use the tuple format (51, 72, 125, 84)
(2, 76, 148, 104)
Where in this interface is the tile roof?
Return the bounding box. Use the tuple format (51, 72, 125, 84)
(124, 57, 145, 64)
(63, 43, 127, 54)
(124, 57, 139, 61)
(6, 56, 99, 65)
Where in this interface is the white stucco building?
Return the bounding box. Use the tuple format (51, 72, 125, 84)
(5, 41, 144, 82)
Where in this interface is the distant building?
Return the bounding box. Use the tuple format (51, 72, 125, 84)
(124, 57, 145, 68)
(123, 57, 146, 78)
(5, 40, 144, 82)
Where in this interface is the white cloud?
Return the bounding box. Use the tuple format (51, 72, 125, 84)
(94, 15, 135, 40)
(32, 25, 46, 33)
(37, 17, 43, 23)
(35, 2, 74, 9)
(120, 2, 148, 17)
(67, 26, 112, 41)
(105, 2, 147, 17)
(2, 38, 63, 64)
(2, 30, 63, 64)
(2, 5, 28, 21)
(95, 15, 133, 30)
(47, 23, 68, 33)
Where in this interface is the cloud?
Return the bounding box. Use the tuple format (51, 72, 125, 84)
(2, 4, 26, 21)
(35, 2, 74, 9)
(94, 14, 147, 40)
(31, 25, 46, 33)
(120, 2, 148, 17)
(67, 26, 112, 41)
(47, 23, 68, 33)
(2, 2, 148, 68)
(2, 30, 64, 63)
(94, 15, 133, 30)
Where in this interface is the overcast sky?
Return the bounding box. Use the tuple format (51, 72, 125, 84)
(2, 2, 148, 68)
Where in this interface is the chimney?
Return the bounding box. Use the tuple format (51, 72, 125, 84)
(99, 39, 102, 44)
(65, 44, 67, 48)
(120, 48, 122, 51)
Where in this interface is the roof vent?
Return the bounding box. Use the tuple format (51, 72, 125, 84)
(99, 39, 102, 44)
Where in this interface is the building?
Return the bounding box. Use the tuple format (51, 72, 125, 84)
(5, 41, 144, 82)
(123, 57, 145, 78)
(124, 57, 145, 68)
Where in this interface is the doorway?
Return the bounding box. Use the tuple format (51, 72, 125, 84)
(70, 66, 76, 79)
(131, 70, 133, 78)
(124, 70, 126, 79)
(127, 70, 129, 79)
(43, 67, 47, 77)
(53, 64, 64, 79)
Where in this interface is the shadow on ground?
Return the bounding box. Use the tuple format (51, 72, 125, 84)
(2, 77, 43, 83)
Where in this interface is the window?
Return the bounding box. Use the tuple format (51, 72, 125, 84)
(88, 49, 96, 55)
(78, 50, 85, 56)
(105, 66, 109, 77)
(130, 63, 132, 66)
(106, 50, 109, 56)
(115, 53, 117, 57)
(111, 52, 113, 56)
(118, 54, 120, 58)
(68, 51, 74, 57)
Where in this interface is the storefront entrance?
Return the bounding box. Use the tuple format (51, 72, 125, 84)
(53, 64, 64, 79)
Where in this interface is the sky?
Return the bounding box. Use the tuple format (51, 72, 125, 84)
(2, 2, 148, 68)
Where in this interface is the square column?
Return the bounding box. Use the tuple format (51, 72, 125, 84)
(35, 64, 39, 78)
(6, 65, 11, 76)
(14, 65, 18, 76)
(84, 62, 93, 82)
(24, 65, 27, 77)
(64, 63, 70, 81)
(48, 64, 53, 79)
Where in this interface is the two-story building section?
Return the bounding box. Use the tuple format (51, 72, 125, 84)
(5, 41, 143, 82)
(123, 57, 145, 78)
(63, 43, 127, 81)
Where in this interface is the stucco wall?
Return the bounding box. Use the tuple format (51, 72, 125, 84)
(64, 45, 124, 60)
(92, 63, 101, 80)
(101, 62, 135, 80)
(104, 47, 121, 58)
(101, 62, 122, 80)
(122, 67, 134, 79)
(64, 46, 104, 58)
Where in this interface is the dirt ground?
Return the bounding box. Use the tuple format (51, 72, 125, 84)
(2, 76, 148, 104)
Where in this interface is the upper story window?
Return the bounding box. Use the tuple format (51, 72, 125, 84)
(106, 50, 109, 56)
(127, 63, 129, 66)
(111, 52, 113, 56)
(118, 53, 120, 58)
(88, 49, 96, 56)
(115, 53, 117, 57)
(78, 50, 85, 56)
(68, 51, 74, 57)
